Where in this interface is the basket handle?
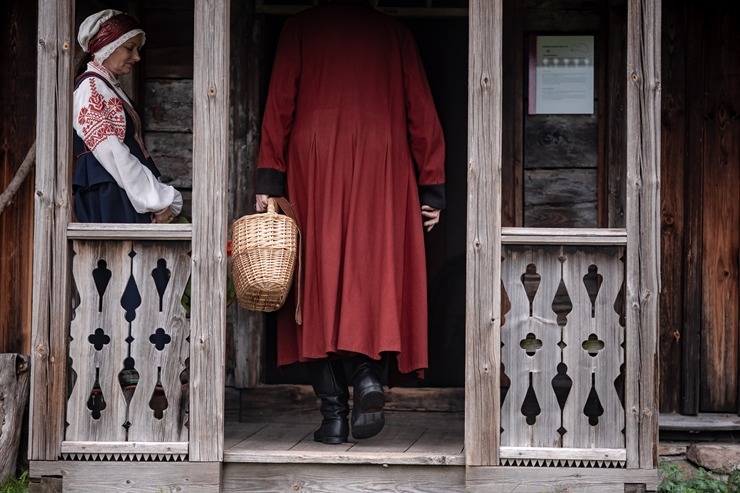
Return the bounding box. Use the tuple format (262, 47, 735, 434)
(267, 197, 303, 325)
(268, 197, 297, 222)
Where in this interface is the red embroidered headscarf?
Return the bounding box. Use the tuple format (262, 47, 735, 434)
(78, 9, 145, 62)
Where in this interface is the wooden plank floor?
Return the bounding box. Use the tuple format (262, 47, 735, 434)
(224, 386, 466, 466)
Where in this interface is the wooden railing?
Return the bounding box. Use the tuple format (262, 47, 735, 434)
(63, 225, 191, 461)
(499, 228, 626, 467)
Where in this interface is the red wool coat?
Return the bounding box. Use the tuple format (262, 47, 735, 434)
(257, 2, 446, 374)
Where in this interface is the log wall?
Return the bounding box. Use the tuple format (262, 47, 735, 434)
(0, 0, 36, 355)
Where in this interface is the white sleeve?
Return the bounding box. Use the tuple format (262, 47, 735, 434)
(73, 77, 180, 215)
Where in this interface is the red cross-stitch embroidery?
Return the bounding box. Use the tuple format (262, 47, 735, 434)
(77, 78, 126, 151)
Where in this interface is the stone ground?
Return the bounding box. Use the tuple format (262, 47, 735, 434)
(659, 442, 740, 481)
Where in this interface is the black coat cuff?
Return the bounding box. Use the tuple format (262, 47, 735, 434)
(256, 168, 285, 196)
(419, 184, 446, 209)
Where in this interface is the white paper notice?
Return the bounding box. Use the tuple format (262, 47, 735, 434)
(533, 36, 594, 114)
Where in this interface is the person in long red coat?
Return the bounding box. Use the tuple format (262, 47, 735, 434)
(255, 0, 446, 444)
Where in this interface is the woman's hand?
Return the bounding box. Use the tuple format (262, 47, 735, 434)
(421, 205, 441, 232)
(152, 206, 174, 224)
(255, 194, 269, 213)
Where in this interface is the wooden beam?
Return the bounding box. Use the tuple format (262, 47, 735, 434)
(500, 446, 626, 462)
(466, 0, 502, 467)
(502, 227, 627, 245)
(66, 223, 192, 240)
(54, 461, 220, 493)
(30, 0, 73, 461)
(255, 5, 469, 18)
(61, 441, 188, 457)
(625, 0, 661, 470)
(466, 466, 659, 493)
(191, 0, 230, 462)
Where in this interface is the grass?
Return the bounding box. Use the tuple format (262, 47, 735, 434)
(0, 470, 29, 493)
(659, 461, 740, 493)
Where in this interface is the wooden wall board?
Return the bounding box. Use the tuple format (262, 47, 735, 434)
(466, 466, 659, 493)
(222, 463, 465, 493)
(502, 0, 524, 227)
(144, 133, 193, 190)
(524, 115, 599, 170)
(657, 0, 686, 414)
(229, 0, 266, 389)
(140, 6, 195, 79)
(605, 0, 628, 229)
(521, 0, 601, 32)
(524, 168, 598, 227)
(698, 3, 740, 413)
(142, 79, 194, 132)
(679, 0, 704, 417)
(60, 461, 220, 493)
(0, 0, 36, 355)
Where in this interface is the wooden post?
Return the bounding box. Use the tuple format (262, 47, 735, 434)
(625, 0, 661, 470)
(191, 0, 230, 462)
(30, 0, 73, 461)
(466, 0, 503, 466)
(0, 354, 30, 484)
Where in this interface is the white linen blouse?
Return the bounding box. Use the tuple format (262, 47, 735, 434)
(73, 61, 182, 216)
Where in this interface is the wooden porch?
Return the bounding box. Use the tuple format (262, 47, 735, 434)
(27, 0, 661, 491)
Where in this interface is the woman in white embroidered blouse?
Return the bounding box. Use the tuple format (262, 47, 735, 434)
(72, 9, 182, 224)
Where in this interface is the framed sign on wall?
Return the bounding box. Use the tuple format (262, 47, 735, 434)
(528, 35, 595, 115)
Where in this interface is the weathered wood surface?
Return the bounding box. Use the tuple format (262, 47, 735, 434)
(500, 247, 562, 448)
(502, 227, 626, 245)
(0, 354, 30, 484)
(625, 0, 661, 469)
(466, 0, 502, 466)
(502, 0, 524, 227)
(145, 132, 194, 189)
(0, 0, 36, 358)
(30, 0, 73, 461)
(605, 0, 628, 229)
(660, 412, 740, 431)
(58, 462, 220, 493)
(140, 5, 195, 79)
(658, 0, 687, 414)
(223, 463, 465, 493)
(524, 168, 598, 227)
(66, 223, 192, 240)
(500, 446, 626, 463)
(240, 384, 466, 416)
(501, 246, 625, 453)
(190, 0, 230, 462)
(142, 79, 194, 132)
(699, 3, 739, 413)
(230, 1, 265, 389)
(679, 1, 703, 416)
(66, 241, 190, 447)
(524, 115, 598, 169)
(141, 79, 194, 190)
(521, 0, 601, 32)
(466, 466, 659, 493)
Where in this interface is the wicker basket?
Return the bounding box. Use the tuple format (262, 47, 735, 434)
(231, 197, 299, 313)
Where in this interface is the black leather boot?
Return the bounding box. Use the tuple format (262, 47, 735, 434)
(350, 355, 385, 439)
(308, 359, 350, 444)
